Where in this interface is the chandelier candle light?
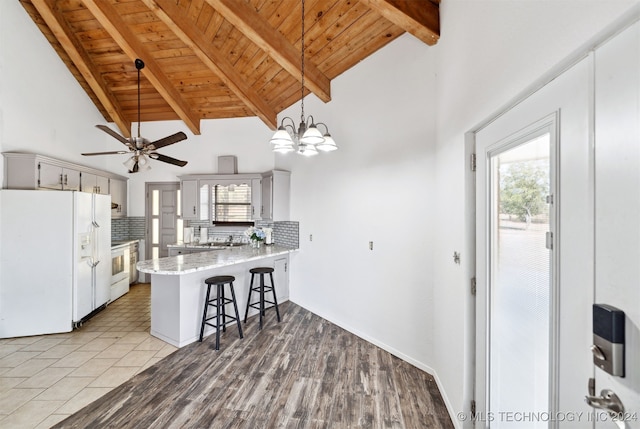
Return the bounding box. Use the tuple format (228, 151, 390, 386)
(269, 0, 338, 156)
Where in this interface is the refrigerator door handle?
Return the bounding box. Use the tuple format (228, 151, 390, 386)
(88, 223, 97, 268)
(93, 221, 100, 266)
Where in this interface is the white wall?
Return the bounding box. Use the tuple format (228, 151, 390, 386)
(2, 0, 640, 426)
(432, 1, 639, 421)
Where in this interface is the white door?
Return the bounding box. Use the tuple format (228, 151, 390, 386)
(593, 21, 640, 428)
(146, 183, 180, 259)
(475, 56, 594, 428)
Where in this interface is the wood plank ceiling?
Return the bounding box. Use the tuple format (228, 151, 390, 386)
(20, 0, 439, 137)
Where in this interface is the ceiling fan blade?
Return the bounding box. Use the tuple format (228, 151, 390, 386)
(95, 125, 132, 148)
(148, 132, 187, 150)
(82, 151, 129, 156)
(149, 152, 188, 167)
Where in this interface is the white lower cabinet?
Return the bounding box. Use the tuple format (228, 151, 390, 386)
(274, 257, 289, 301)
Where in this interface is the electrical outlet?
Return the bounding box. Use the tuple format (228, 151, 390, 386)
(369, 241, 373, 250)
(309, 234, 313, 241)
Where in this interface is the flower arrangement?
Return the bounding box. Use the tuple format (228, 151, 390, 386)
(244, 226, 266, 243)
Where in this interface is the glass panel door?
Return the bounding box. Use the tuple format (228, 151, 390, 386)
(488, 131, 552, 427)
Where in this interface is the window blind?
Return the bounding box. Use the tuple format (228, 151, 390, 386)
(211, 184, 252, 223)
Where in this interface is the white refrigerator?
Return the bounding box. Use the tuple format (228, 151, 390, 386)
(0, 190, 111, 338)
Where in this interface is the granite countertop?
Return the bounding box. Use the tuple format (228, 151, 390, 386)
(137, 244, 295, 275)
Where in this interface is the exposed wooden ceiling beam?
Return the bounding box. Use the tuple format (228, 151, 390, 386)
(143, 0, 278, 130)
(82, 0, 202, 136)
(206, 0, 331, 103)
(30, 0, 131, 137)
(362, 0, 439, 46)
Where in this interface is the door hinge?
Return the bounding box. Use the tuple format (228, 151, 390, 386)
(471, 277, 477, 296)
(470, 153, 477, 172)
(545, 231, 553, 250)
(284, 262, 288, 272)
(471, 399, 476, 420)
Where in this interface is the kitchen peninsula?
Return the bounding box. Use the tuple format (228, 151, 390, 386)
(137, 245, 294, 347)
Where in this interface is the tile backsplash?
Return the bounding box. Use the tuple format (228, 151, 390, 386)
(187, 220, 299, 249)
(111, 217, 145, 241)
(113, 217, 299, 249)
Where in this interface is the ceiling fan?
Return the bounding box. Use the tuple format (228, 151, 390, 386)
(82, 58, 188, 173)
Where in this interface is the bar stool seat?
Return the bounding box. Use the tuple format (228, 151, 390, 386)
(199, 275, 243, 350)
(244, 267, 281, 330)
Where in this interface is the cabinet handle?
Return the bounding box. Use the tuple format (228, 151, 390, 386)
(193, 206, 196, 215)
(64, 174, 68, 186)
(252, 206, 254, 215)
(59, 174, 63, 185)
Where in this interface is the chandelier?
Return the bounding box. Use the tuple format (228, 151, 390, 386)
(268, 0, 338, 156)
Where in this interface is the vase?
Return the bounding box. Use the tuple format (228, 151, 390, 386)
(250, 240, 262, 249)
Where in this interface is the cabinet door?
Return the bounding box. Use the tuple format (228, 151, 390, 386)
(62, 168, 80, 191)
(271, 171, 290, 221)
(261, 171, 290, 221)
(251, 178, 262, 220)
(261, 174, 273, 220)
(110, 179, 127, 218)
(96, 175, 109, 195)
(38, 162, 63, 190)
(274, 257, 289, 302)
(181, 179, 198, 220)
(80, 172, 97, 193)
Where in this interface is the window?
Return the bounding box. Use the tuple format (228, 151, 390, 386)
(210, 183, 252, 225)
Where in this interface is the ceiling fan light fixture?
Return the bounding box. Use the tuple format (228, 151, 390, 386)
(138, 153, 151, 168)
(84, 59, 188, 171)
(123, 156, 136, 171)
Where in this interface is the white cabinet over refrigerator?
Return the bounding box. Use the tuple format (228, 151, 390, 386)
(0, 190, 111, 338)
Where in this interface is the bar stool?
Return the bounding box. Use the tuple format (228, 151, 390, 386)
(244, 267, 281, 330)
(199, 275, 243, 350)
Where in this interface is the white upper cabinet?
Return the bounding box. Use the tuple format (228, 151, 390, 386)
(251, 178, 262, 220)
(110, 178, 127, 218)
(38, 162, 80, 191)
(179, 172, 289, 223)
(261, 170, 290, 221)
(2, 152, 128, 218)
(181, 179, 199, 220)
(80, 172, 109, 195)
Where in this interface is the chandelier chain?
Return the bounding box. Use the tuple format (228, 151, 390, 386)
(300, 0, 305, 123)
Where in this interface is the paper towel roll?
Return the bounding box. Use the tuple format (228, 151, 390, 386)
(200, 227, 208, 243)
(184, 227, 193, 243)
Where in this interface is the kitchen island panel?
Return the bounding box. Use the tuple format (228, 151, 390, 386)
(143, 250, 292, 348)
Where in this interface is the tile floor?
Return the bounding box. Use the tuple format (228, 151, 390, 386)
(0, 283, 176, 428)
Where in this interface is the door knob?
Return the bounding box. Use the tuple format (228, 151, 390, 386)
(585, 378, 626, 424)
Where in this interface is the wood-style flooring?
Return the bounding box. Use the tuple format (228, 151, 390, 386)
(53, 301, 453, 429)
